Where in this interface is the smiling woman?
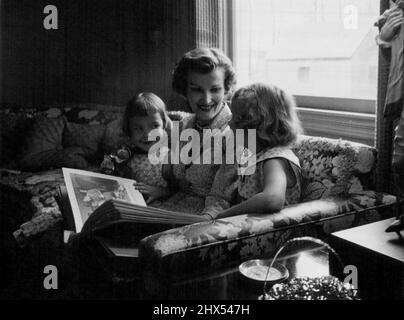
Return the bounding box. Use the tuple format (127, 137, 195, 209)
(152, 48, 236, 215)
(186, 68, 227, 124)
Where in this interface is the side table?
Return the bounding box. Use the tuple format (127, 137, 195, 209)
(330, 218, 404, 300)
(165, 243, 330, 300)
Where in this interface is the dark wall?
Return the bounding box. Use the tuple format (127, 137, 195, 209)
(0, 0, 195, 109)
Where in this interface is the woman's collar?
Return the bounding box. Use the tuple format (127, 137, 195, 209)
(194, 102, 232, 131)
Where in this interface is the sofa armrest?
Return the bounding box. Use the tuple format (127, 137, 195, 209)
(139, 192, 397, 296)
(140, 199, 343, 260)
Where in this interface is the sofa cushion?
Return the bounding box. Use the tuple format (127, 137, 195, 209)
(63, 122, 106, 163)
(0, 104, 126, 160)
(17, 117, 102, 171)
(18, 116, 67, 171)
(57, 147, 92, 169)
(61, 104, 124, 125)
(294, 135, 376, 200)
(101, 117, 129, 155)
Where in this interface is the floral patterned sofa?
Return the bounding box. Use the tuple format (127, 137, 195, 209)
(0, 104, 400, 298)
(138, 136, 400, 297)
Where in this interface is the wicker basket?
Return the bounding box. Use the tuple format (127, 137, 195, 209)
(257, 237, 360, 300)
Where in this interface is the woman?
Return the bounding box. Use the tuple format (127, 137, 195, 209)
(156, 47, 237, 215)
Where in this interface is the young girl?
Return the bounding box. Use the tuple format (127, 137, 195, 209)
(203, 83, 303, 220)
(102, 92, 172, 204)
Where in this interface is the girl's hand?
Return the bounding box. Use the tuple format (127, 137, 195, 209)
(200, 211, 215, 221)
(380, 10, 404, 42)
(133, 182, 169, 204)
(100, 155, 115, 173)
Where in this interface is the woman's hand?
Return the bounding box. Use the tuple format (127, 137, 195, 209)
(380, 9, 404, 42)
(133, 182, 169, 204)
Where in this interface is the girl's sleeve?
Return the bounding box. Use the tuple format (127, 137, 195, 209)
(202, 164, 238, 219)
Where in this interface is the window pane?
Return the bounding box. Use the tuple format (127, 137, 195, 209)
(234, 0, 380, 100)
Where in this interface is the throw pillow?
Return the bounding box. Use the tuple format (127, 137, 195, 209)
(63, 122, 106, 163)
(19, 116, 66, 171)
(57, 147, 90, 169)
(101, 117, 129, 154)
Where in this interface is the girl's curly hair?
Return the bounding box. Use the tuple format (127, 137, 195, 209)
(231, 83, 303, 148)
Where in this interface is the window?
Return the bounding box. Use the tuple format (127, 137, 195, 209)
(298, 66, 310, 83)
(233, 0, 379, 101)
(231, 0, 380, 145)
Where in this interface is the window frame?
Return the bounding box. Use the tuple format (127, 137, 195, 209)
(295, 95, 376, 114)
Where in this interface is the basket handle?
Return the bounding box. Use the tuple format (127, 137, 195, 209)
(262, 236, 345, 295)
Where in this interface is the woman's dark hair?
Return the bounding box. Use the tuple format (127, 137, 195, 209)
(172, 47, 237, 98)
(123, 92, 171, 137)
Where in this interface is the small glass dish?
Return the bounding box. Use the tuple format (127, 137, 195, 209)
(238, 259, 289, 291)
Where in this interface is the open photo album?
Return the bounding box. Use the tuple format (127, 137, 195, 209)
(59, 168, 205, 235)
